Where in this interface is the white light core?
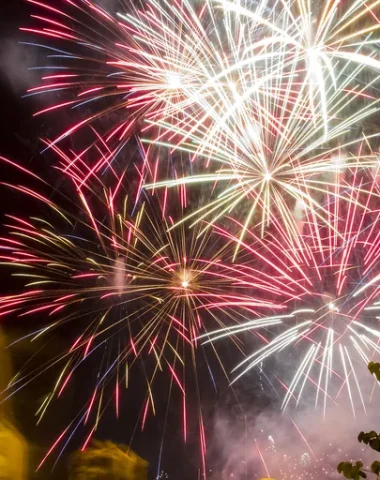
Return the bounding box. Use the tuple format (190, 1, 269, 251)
(167, 73, 182, 88)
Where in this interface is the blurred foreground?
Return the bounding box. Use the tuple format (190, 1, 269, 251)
(0, 328, 148, 479)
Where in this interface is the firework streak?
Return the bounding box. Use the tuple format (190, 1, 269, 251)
(23, 0, 380, 241)
(203, 173, 380, 417)
(0, 156, 285, 470)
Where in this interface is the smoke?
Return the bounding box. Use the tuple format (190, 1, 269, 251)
(113, 257, 127, 295)
(95, 0, 122, 12)
(0, 39, 41, 94)
(293, 199, 306, 234)
(206, 365, 380, 480)
(208, 404, 378, 480)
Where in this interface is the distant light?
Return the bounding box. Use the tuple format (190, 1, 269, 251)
(167, 73, 182, 88)
(264, 173, 272, 181)
(328, 302, 339, 312)
(247, 123, 260, 143)
(332, 155, 344, 169)
(228, 81, 241, 99)
(181, 280, 189, 288)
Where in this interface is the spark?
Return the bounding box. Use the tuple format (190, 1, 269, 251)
(206, 180, 380, 412)
(0, 156, 280, 468)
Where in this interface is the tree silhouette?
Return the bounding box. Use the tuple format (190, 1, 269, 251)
(338, 363, 380, 480)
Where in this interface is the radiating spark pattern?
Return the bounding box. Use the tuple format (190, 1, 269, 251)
(24, 0, 380, 224)
(203, 178, 380, 415)
(0, 157, 283, 469)
(136, 0, 380, 242)
(7, 0, 380, 474)
(146, 137, 380, 253)
(24, 0, 286, 177)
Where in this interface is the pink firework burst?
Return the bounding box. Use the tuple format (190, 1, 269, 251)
(204, 169, 380, 415)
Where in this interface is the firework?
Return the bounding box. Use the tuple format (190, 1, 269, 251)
(146, 135, 380, 256)
(10, 0, 380, 472)
(24, 1, 380, 192)
(23, 0, 284, 178)
(201, 175, 380, 415)
(0, 156, 283, 471)
(138, 0, 380, 244)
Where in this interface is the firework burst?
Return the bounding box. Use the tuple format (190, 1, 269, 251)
(138, 0, 380, 244)
(23, 0, 283, 176)
(24, 0, 380, 191)
(202, 174, 380, 415)
(0, 156, 283, 471)
(7, 0, 380, 474)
